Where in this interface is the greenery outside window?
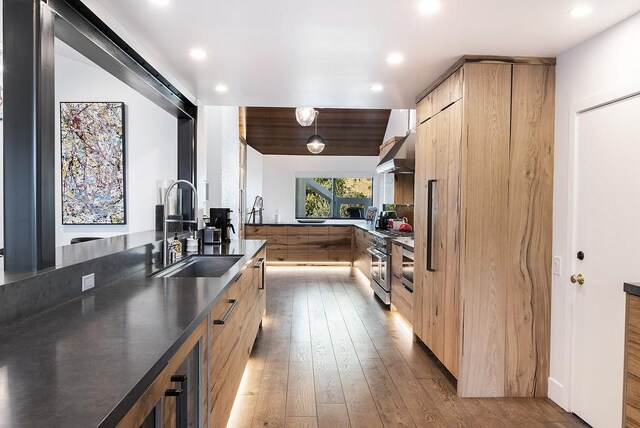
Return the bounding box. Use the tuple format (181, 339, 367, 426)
(295, 177, 373, 219)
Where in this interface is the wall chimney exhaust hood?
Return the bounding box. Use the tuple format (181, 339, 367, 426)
(376, 132, 416, 174)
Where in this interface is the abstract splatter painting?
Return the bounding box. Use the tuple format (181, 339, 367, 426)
(60, 102, 126, 225)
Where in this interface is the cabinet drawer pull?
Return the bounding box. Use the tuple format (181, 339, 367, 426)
(169, 375, 188, 428)
(426, 179, 437, 272)
(214, 299, 239, 325)
(254, 257, 266, 290)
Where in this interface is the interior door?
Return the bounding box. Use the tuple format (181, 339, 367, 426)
(570, 94, 640, 427)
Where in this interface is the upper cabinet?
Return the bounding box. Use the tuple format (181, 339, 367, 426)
(413, 56, 555, 398)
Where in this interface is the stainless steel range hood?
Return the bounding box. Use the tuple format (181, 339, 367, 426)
(376, 132, 416, 174)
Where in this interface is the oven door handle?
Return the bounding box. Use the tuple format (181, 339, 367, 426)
(367, 247, 389, 260)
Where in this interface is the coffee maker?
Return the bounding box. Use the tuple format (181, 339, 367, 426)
(209, 208, 235, 241)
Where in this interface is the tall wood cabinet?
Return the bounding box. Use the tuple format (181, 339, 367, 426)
(413, 56, 555, 398)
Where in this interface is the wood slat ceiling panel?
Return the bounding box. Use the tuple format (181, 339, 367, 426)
(245, 107, 391, 156)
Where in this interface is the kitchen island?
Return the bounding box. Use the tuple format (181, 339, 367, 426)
(0, 237, 266, 427)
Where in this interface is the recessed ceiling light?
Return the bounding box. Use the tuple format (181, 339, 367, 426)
(189, 48, 206, 61)
(149, 0, 170, 6)
(214, 84, 228, 93)
(370, 84, 384, 92)
(387, 53, 404, 65)
(568, 5, 593, 18)
(418, 0, 441, 15)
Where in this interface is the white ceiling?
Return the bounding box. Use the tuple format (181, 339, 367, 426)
(85, 0, 640, 109)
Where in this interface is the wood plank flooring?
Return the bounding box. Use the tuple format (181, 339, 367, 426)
(227, 266, 586, 428)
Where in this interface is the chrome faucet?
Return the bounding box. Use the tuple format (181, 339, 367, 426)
(163, 180, 200, 267)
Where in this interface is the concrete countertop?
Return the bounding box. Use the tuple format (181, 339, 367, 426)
(0, 238, 266, 428)
(624, 282, 640, 297)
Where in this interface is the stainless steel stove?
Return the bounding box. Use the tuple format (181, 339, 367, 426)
(368, 228, 413, 305)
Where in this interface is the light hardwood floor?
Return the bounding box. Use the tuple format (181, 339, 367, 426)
(227, 266, 586, 428)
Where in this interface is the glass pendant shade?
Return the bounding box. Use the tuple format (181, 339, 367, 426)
(306, 135, 325, 154)
(295, 107, 317, 126)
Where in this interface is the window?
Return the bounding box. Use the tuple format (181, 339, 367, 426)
(295, 177, 373, 219)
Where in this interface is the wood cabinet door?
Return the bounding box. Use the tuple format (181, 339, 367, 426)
(414, 99, 462, 373)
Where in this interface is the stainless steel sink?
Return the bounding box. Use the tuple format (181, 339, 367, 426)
(151, 255, 243, 278)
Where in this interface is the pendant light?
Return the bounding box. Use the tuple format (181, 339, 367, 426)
(306, 111, 325, 154)
(295, 107, 317, 126)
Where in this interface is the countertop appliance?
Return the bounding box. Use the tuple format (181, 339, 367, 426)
(377, 210, 398, 229)
(368, 228, 413, 305)
(209, 208, 235, 242)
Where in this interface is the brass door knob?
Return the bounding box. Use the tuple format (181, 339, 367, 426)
(570, 273, 585, 285)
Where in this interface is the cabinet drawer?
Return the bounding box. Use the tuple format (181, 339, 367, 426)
(288, 226, 309, 245)
(245, 225, 267, 238)
(267, 228, 287, 245)
(391, 276, 413, 324)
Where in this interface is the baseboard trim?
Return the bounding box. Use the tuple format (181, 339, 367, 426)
(548, 377, 569, 411)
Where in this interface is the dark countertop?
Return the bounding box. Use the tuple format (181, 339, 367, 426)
(624, 282, 640, 296)
(0, 230, 178, 287)
(393, 237, 415, 251)
(245, 221, 366, 227)
(0, 238, 266, 428)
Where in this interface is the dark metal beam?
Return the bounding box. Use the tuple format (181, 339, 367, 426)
(178, 107, 198, 224)
(47, 0, 196, 119)
(3, 0, 57, 271)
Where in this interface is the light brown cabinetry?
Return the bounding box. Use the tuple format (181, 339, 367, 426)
(117, 319, 208, 428)
(210, 249, 266, 428)
(118, 250, 266, 428)
(625, 293, 640, 426)
(391, 243, 413, 324)
(413, 56, 555, 397)
(394, 174, 414, 206)
(353, 227, 371, 278)
(245, 225, 353, 264)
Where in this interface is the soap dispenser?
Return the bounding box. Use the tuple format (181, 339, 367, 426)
(172, 233, 182, 258)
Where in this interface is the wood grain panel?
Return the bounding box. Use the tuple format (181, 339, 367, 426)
(628, 402, 640, 428)
(118, 319, 206, 428)
(458, 62, 512, 397)
(268, 227, 288, 245)
(245, 225, 267, 238)
(412, 121, 428, 340)
(415, 55, 556, 104)
(245, 107, 391, 156)
(394, 173, 415, 205)
(417, 68, 463, 124)
(419, 113, 437, 349)
(443, 100, 462, 378)
(628, 373, 640, 409)
(429, 100, 451, 363)
(505, 64, 555, 397)
(628, 296, 640, 378)
(391, 276, 413, 324)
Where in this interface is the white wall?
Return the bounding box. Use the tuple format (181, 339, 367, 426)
(205, 106, 240, 233)
(261, 155, 379, 223)
(54, 42, 177, 246)
(550, 12, 640, 409)
(382, 109, 416, 143)
(246, 145, 264, 214)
